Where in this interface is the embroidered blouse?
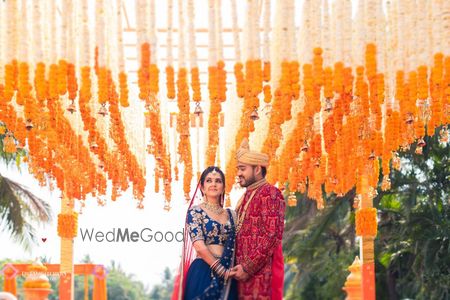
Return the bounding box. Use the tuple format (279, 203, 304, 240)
(187, 205, 234, 246)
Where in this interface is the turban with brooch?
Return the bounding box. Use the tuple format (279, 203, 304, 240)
(235, 138, 269, 167)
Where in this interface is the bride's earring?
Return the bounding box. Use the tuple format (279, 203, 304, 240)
(202, 194, 207, 203)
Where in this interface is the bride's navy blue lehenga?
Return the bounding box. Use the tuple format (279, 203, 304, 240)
(183, 206, 238, 300)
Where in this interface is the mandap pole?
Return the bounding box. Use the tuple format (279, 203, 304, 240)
(358, 176, 376, 300)
(58, 193, 76, 300)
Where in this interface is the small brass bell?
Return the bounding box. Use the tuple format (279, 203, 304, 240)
(405, 114, 414, 125)
(25, 119, 33, 130)
(193, 102, 203, 116)
(324, 98, 333, 112)
(67, 102, 76, 114)
(98, 105, 108, 116)
(301, 141, 309, 152)
(164, 202, 171, 211)
(250, 108, 259, 121)
(417, 138, 426, 147)
(287, 193, 297, 207)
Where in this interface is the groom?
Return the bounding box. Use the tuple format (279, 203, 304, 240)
(231, 138, 285, 299)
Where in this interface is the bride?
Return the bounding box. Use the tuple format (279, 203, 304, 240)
(172, 166, 238, 300)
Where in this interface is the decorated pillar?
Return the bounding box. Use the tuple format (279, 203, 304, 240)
(1, 263, 18, 295)
(57, 195, 78, 300)
(355, 177, 377, 300)
(342, 256, 362, 299)
(23, 261, 53, 300)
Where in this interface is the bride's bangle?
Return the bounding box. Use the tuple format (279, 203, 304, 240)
(210, 259, 220, 270)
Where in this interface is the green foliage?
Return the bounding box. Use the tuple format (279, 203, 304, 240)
(283, 126, 449, 300)
(374, 131, 449, 300)
(283, 190, 358, 300)
(149, 267, 175, 300)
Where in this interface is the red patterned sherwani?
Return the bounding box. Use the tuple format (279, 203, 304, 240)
(235, 181, 286, 300)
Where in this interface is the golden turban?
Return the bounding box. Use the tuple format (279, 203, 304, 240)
(235, 138, 270, 167)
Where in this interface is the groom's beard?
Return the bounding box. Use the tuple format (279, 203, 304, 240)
(239, 174, 256, 188)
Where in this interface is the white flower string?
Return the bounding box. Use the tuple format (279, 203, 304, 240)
(231, 0, 241, 63)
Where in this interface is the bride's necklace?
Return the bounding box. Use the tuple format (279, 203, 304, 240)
(202, 201, 224, 215)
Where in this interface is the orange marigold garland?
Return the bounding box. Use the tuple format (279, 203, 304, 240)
(57, 212, 78, 238)
(234, 62, 245, 98)
(355, 207, 377, 236)
(138, 43, 151, 101)
(119, 71, 129, 107)
(57, 59, 68, 96)
(191, 67, 201, 102)
(166, 66, 175, 99)
(67, 63, 78, 101)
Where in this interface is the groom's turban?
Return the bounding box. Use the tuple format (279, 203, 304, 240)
(235, 138, 270, 167)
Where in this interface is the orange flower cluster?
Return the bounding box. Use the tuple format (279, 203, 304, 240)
(58, 59, 68, 95)
(261, 61, 291, 160)
(355, 208, 377, 236)
(208, 65, 218, 101)
(324, 66, 333, 99)
(138, 43, 151, 100)
(191, 67, 201, 102)
(4, 62, 16, 101)
(365, 43, 377, 80)
(119, 71, 129, 107)
(313, 48, 324, 88)
(57, 212, 78, 238)
(418, 65, 428, 100)
(149, 64, 159, 99)
(206, 62, 226, 166)
(106, 70, 145, 200)
(428, 53, 444, 132)
(263, 61, 271, 82)
(217, 60, 227, 102)
(234, 62, 245, 98)
(166, 66, 175, 99)
(225, 60, 264, 192)
(17, 62, 31, 106)
(382, 109, 400, 178)
(78, 67, 129, 200)
(34, 62, 47, 104)
(176, 68, 193, 196)
(67, 63, 78, 101)
(147, 105, 172, 201)
(38, 63, 108, 200)
(97, 67, 108, 105)
(263, 84, 271, 103)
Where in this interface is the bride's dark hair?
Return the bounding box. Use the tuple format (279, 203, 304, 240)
(199, 166, 226, 197)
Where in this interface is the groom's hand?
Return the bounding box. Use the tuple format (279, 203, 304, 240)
(231, 264, 250, 281)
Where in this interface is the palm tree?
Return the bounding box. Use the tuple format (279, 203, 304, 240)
(0, 173, 52, 251)
(0, 125, 52, 251)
